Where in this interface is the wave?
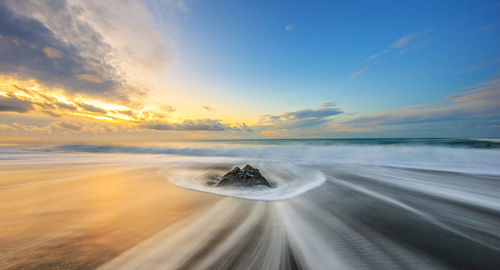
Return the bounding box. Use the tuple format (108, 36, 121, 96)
(55, 137, 500, 151)
(163, 161, 326, 201)
(2, 142, 499, 269)
(46, 140, 500, 175)
(3, 139, 500, 201)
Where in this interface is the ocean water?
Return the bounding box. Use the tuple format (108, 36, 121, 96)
(1, 138, 500, 269)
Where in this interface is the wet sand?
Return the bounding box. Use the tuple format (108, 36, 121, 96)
(0, 159, 220, 269)
(1, 151, 500, 269)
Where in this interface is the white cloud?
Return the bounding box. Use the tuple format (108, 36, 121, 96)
(73, 0, 174, 91)
(350, 67, 367, 80)
(389, 32, 420, 49)
(353, 31, 428, 79)
(370, 31, 426, 60)
(285, 25, 294, 31)
(4, 0, 188, 102)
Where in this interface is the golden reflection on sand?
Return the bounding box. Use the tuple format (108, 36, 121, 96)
(0, 161, 219, 269)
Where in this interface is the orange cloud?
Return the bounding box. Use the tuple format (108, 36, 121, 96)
(0, 75, 171, 125)
(0, 75, 252, 133)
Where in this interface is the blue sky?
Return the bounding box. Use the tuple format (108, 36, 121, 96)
(173, 0, 499, 110)
(0, 0, 499, 140)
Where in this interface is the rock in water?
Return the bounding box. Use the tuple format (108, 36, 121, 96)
(217, 164, 272, 187)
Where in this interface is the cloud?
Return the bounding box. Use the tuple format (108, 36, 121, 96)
(351, 67, 367, 80)
(141, 119, 252, 132)
(0, 75, 152, 122)
(10, 122, 52, 133)
(0, 91, 103, 117)
(1, 0, 188, 104)
(0, 96, 33, 112)
(261, 130, 290, 137)
(0, 75, 255, 133)
(346, 78, 500, 128)
(67, 0, 176, 92)
(0, 123, 16, 131)
(203, 105, 215, 111)
(369, 31, 426, 60)
(260, 102, 343, 130)
(78, 103, 107, 114)
(77, 74, 103, 83)
(53, 121, 83, 131)
(42, 46, 61, 58)
(0, 2, 118, 98)
(389, 32, 420, 49)
(232, 122, 253, 132)
(283, 102, 342, 119)
(349, 31, 428, 80)
(0, 120, 130, 134)
(285, 25, 294, 31)
(0, 1, 214, 137)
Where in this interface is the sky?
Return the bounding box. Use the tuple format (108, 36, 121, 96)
(0, 0, 499, 142)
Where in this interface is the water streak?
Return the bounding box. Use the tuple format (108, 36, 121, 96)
(1, 140, 499, 269)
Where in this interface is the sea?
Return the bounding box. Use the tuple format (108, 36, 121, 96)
(1, 138, 499, 269)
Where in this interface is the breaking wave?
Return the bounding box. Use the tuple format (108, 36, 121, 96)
(163, 161, 326, 201)
(45, 138, 500, 175)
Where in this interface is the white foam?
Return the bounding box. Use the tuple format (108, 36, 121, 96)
(163, 162, 327, 201)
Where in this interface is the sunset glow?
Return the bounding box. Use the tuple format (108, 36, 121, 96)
(1, 2, 499, 270)
(0, 0, 498, 142)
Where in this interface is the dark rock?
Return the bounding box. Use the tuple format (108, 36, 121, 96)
(217, 164, 271, 187)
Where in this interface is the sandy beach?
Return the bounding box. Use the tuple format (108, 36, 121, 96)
(0, 156, 220, 269)
(1, 142, 499, 269)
